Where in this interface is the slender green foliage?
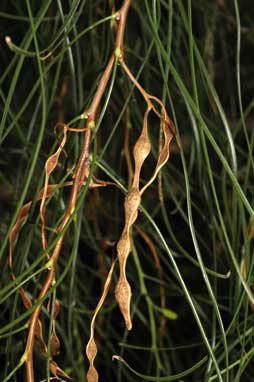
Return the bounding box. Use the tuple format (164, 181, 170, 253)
(1, 1, 254, 381)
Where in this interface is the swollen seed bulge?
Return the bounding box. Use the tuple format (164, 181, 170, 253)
(124, 188, 141, 225)
(124, 188, 141, 212)
(117, 232, 130, 261)
(133, 136, 151, 162)
(87, 366, 98, 382)
(115, 278, 132, 330)
(86, 338, 97, 359)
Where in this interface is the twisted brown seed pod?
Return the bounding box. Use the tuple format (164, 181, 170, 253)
(40, 125, 67, 253)
(86, 257, 116, 382)
(86, 338, 98, 382)
(114, 64, 175, 331)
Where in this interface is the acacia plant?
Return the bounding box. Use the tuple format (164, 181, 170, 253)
(1, 1, 254, 382)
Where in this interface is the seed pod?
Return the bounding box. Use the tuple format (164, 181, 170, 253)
(115, 277, 132, 330)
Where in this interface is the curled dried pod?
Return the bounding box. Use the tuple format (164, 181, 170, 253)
(35, 319, 48, 356)
(50, 360, 71, 380)
(51, 331, 60, 356)
(45, 152, 59, 174)
(115, 277, 132, 330)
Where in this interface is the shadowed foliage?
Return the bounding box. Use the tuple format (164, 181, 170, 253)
(0, 1, 254, 381)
